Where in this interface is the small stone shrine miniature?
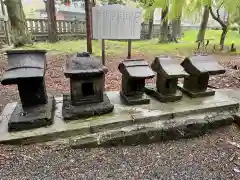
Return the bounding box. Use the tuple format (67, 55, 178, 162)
(62, 52, 114, 120)
(178, 55, 225, 97)
(1, 50, 54, 132)
(145, 56, 189, 102)
(118, 59, 155, 105)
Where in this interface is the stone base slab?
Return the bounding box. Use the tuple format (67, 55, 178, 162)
(7, 95, 55, 132)
(62, 93, 114, 121)
(0, 89, 239, 145)
(145, 85, 183, 102)
(178, 84, 215, 98)
(70, 111, 235, 148)
(120, 91, 150, 105)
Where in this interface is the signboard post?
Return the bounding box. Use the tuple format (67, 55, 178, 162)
(92, 5, 142, 65)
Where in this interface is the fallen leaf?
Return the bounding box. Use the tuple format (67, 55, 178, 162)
(234, 167, 240, 173)
(228, 141, 240, 149)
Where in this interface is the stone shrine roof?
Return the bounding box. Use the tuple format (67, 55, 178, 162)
(118, 59, 154, 79)
(151, 56, 188, 78)
(181, 55, 225, 75)
(64, 53, 107, 78)
(1, 50, 47, 85)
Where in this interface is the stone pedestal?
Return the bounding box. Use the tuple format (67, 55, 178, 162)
(62, 93, 114, 120)
(120, 91, 150, 105)
(145, 84, 183, 103)
(8, 95, 55, 132)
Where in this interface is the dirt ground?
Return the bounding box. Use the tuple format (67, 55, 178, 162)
(1, 53, 240, 111)
(1, 53, 240, 179)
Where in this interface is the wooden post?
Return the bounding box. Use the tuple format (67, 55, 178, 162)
(101, 39, 105, 65)
(127, 39, 132, 59)
(45, 0, 57, 43)
(0, 0, 11, 45)
(85, 0, 92, 54)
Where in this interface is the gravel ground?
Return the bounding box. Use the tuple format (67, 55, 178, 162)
(1, 53, 240, 179)
(0, 125, 240, 180)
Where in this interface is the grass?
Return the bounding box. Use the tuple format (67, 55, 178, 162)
(21, 29, 240, 56)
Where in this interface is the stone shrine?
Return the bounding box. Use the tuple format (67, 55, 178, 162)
(118, 59, 154, 105)
(1, 50, 54, 132)
(62, 52, 114, 120)
(178, 55, 225, 97)
(145, 56, 189, 102)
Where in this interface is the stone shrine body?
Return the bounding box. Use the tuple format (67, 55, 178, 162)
(118, 59, 155, 105)
(145, 56, 189, 102)
(0, 50, 54, 132)
(62, 52, 114, 120)
(179, 55, 226, 97)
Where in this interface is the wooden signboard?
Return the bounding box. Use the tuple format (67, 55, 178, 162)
(92, 5, 142, 64)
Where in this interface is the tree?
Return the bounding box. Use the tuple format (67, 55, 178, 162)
(4, 0, 32, 47)
(143, 0, 185, 43)
(209, 2, 229, 50)
(171, 15, 181, 40)
(169, 0, 184, 41)
(197, 6, 210, 42)
(139, 0, 155, 39)
(147, 10, 154, 39)
(159, 5, 169, 43)
(45, 0, 57, 43)
(207, 0, 240, 48)
(232, 6, 240, 33)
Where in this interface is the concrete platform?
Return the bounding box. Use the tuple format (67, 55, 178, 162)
(0, 89, 239, 146)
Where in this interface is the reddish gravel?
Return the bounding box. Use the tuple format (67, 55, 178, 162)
(0, 53, 240, 111)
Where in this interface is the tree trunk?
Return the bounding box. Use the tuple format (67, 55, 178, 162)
(171, 7, 182, 40)
(147, 13, 154, 40)
(171, 18, 181, 39)
(45, 0, 57, 43)
(85, 0, 92, 54)
(159, 7, 169, 43)
(197, 6, 209, 42)
(4, 0, 31, 47)
(220, 27, 228, 50)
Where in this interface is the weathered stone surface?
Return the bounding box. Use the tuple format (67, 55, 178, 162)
(0, 90, 239, 145)
(118, 59, 154, 105)
(151, 56, 188, 78)
(181, 55, 225, 75)
(1, 50, 48, 107)
(64, 52, 107, 78)
(145, 56, 188, 102)
(62, 93, 114, 120)
(69, 111, 235, 148)
(63, 52, 113, 119)
(120, 91, 150, 105)
(180, 55, 225, 98)
(0, 50, 55, 132)
(145, 84, 183, 102)
(1, 50, 47, 84)
(118, 59, 155, 78)
(8, 95, 55, 132)
(178, 84, 215, 98)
